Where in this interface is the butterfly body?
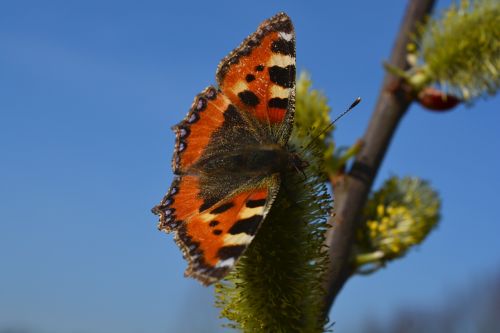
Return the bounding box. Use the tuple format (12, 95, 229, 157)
(194, 143, 290, 175)
(153, 13, 297, 285)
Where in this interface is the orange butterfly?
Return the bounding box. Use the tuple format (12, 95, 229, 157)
(152, 13, 298, 285)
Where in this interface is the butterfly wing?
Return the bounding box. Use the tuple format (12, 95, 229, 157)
(216, 12, 296, 145)
(170, 86, 230, 175)
(153, 13, 296, 285)
(155, 85, 261, 228)
(152, 86, 280, 284)
(154, 174, 279, 285)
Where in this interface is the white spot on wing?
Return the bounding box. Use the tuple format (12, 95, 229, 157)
(267, 54, 294, 67)
(224, 233, 254, 246)
(279, 32, 293, 41)
(199, 213, 216, 222)
(271, 85, 290, 99)
(215, 258, 235, 268)
(232, 81, 249, 94)
(239, 206, 264, 219)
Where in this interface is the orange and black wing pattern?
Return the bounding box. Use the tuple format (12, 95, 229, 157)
(170, 86, 231, 175)
(151, 85, 278, 284)
(153, 13, 296, 285)
(216, 12, 296, 144)
(153, 176, 278, 285)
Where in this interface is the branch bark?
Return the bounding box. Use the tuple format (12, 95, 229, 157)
(322, 0, 436, 316)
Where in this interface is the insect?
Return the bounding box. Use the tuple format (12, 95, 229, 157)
(152, 13, 298, 285)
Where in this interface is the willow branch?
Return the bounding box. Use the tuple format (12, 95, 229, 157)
(322, 0, 436, 315)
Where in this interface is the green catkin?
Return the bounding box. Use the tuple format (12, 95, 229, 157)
(412, 0, 500, 100)
(354, 176, 441, 273)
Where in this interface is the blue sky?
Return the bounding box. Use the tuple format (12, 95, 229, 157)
(1, 1, 499, 332)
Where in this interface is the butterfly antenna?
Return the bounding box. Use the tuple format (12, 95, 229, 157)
(300, 97, 361, 152)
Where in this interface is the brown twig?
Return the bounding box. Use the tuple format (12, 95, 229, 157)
(322, 0, 436, 316)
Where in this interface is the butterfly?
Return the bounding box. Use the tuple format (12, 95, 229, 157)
(152, 12, 298, 285)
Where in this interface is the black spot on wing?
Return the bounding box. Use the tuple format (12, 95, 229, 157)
(238, 90, 260, 107)
(199, 197, 219, 212)
(245, 74, 256, 82)
(246, 198, 266, 208)
(273, 16, 293, 33)
(217, 245, 246, 260)
(255, 64, 264, 72)
(268, 65, 295, 88)
(268, 97, 289, 109)
(228, 215, 262, 236)
(271, 39, 295, 57)
(209, 220, 220, 227)
(211, 202, 234, 214)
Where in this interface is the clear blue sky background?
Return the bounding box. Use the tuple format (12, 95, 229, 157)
(1, 1, 499, 332)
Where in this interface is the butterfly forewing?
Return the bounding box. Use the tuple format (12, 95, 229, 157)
(170, 86, 229, 174)
(216, 13, 296, 145)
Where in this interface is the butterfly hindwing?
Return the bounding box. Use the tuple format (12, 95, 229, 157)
(216, 12, 296, 144)
(154, 175, 279, 285)
(153, 175, 201, 232)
